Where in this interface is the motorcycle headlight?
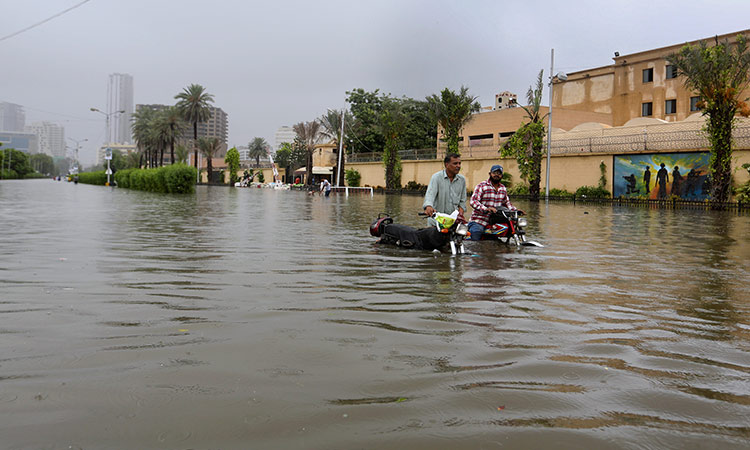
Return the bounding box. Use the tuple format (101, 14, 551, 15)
(517, 218, 528, 228)
(456, 223, 468, 236)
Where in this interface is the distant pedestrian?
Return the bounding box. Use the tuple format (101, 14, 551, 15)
(320, 179, 332, 197)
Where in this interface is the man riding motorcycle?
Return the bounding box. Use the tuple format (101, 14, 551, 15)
(467, 164, 516, 240)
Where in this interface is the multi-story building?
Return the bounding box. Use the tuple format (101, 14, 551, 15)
(24, 122, 65, 158)
(0, 131, 38, 154)
(136, 104, 229, 157)
(107, 73, 134, 144)
(0, 102, 26, 132)
(551, 29, 750, 125)
(274, 126, 296, 152)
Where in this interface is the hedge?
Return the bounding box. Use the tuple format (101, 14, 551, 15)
(78, 171, 108, 185)
(114, 164, 197, 194)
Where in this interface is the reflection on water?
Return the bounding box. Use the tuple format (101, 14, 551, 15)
(1, 180, 749, 449)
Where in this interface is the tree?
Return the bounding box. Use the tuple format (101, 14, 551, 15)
(345, 88, 385, 153)
(175, 144, 189, 164)
(131, 107, 157, 168)
(399, 98, 438, 151)
(500, 70, 547, 201)
(426, 86, 481, 155)
(380, 98, 406, 189)
(293, 121, 321, 185)
(198, 136, 221, 183)
(153, 106, 185, 165)
(0, 148, 32, 179)
(668, 34, 750, 205)
(175, 84, 214, 172)
(319, 108, 353, 185)
(247, 137, 268, 167)
(29, 153, 55, 175)
(225, 147, 240, 185)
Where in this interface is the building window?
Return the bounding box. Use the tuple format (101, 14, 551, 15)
(665, 99, 677, 114)
(666, 65, 678, 79)
(642, 102, 653, 117)
(643, 68, 654, 83)
(690, 96, 702, 111)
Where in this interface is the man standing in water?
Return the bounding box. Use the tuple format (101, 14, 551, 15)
(423, 153, 466, 226)
(656, 163, 669, 198)
(466, 165, 515, 240)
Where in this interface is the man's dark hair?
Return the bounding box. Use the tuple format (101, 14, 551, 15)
(444, 153, 461, 164)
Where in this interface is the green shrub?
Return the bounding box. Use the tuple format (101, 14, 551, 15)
(114, 168, 135, 188)
(405, 181, 425, 190)
(163, 164, 196, 193)
(78, 171, 108, 185)
(345, 168, 361, 187)
(575, 185, 611, 198)
(548, 188, 574, 198)
(257, 171, 265, 183)
(508, 184, 529, 195)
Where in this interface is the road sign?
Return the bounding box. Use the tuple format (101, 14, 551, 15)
(105, 148, 113, 160)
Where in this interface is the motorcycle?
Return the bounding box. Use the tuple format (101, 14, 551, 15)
(370, 211, 470, 255)
(475, 207, 543, 247)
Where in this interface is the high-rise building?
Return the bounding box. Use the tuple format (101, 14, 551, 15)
(0, 102, 26, 132)
(107, 73, 134, 144)
(274, 126, 296, 152)
(25, 122, 65, 158)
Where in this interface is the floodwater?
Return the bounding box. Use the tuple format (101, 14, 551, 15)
(1, 179, 749, 450)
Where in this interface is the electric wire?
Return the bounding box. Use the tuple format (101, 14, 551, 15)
(0, 0, 92, 43)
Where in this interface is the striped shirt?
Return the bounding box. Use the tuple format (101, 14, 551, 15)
(468, 179, 514, 227)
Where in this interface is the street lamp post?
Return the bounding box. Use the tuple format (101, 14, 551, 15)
(90, 108, 125, 186)
(67, 137, 87, 174)
(545, 49, 567, 200)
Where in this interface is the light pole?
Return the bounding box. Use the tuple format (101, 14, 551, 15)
(67, 137, 87, 174)
(90, 108, 124, 186)
(545, 49, 567, 200)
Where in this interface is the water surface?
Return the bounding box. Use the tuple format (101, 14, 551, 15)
(1, 180, 749, 449)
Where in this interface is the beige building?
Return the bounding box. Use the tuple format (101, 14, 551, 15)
(552, 29, 750, 126)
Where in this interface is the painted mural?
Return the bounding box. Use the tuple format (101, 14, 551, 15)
(613, 152, 711, 199)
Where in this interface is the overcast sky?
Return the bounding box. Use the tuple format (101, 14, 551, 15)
(3, 0, 750, 164)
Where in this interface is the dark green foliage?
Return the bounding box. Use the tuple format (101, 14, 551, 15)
(345, 89, 437, 153)
(668, 34, 750, 205)
(508, 184, 530, 195)
(0, 148, 33, 179)
(500, 70, 546, 200)
(257, 170, 265, 183)
(78, 171, 108, 185)
(405, 181, 425, 191)
(575, 185, 611, 198)
(549, 188, 574, 198)
(29, 153, 55, 175)
(599, 160, 607, 189)
(345, 168, 361, 187)
(426, 86, 481, 154)
(225, 147, 240, 185)
(380, 98, 405, 189)
(112, 164, 196, 193)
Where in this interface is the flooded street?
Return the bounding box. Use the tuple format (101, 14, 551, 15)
(1, 179, 749, 449)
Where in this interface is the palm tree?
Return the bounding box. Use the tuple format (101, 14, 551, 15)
(131, 107, 157, 168)
(319, 109, 353, 185)
(426, 86, 481, 155)
(153, 106, 185, 165)
(501, 70, 547, 201)
(293, 121, 321, 186)
(247, 137, 269, 167)
(175, 84, 214, 171)
(198, 137, 221, 183)
(668, 34, 750, 205)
